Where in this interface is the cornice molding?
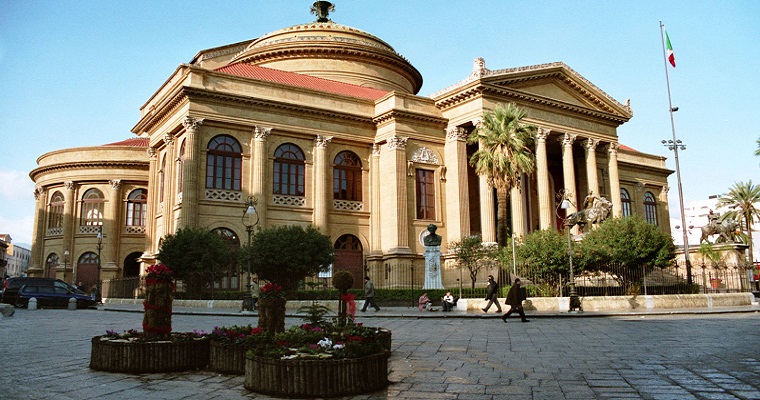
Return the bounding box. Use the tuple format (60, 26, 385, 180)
(30, 161, 149, 181)
(433, 84, 630, 125)
(372, 109, 447, 128)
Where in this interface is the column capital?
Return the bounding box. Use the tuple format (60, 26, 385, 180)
(536, 127, 550, 141)
(561, 133, 577, 146)
(253, 125, 272, 140)
(446, 127, 468, 142)
(315, 135, 333, 148)
(34, 186, 45, 200)
(109, 179, 122, 189)
(371, 143, 381, 156)
(64, 181, 75, 191)
(147, 148, 157, 160)
(163, 133, 174, 145)
(472, 118, 483, 127)
(182, 116, 204, 131)
(607, 142, 620, 155)
(584, 138, 600, 151)
(635, 182, 646, 193)
(387, 136, 408, 150)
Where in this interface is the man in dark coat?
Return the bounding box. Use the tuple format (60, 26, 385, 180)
(502, 278, 529, 322)
(481, 275, 502, 313)
(360, 276, 380, 312)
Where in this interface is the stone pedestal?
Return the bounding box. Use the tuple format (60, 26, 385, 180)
(423, 245, 444, 289)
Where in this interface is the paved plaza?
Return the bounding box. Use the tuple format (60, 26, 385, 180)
(1, 307, 759, 400)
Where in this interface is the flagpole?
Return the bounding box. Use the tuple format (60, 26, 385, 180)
(659, 21, 692, 286)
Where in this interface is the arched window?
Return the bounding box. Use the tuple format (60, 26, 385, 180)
(644, 191, 658, 225)
(177, 140, 185, 194)
(206, 135, 242, 190)
(126, 189, 148, 226)
(80, 189, 104, 226)
(273, 143, 305, 196)
(212, 227, 241, 249)
(333, 151, 362, 201)
(620, 188, 632, 217)
(47, 191, 64, 231)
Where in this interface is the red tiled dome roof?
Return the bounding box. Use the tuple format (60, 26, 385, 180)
(103, 138, 149, 147)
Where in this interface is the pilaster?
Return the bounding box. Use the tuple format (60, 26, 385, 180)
(370, 144, 381, 253)
(444, 127, 470, 242)
(380, 136, 410, 252)
(180, 116, 203, 228)
(313, 135, 332, 234)
(252, 126, 271, 229)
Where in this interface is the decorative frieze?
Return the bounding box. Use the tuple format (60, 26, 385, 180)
(410, 147, 439, 165)
(80, 225, 101, 235)
(125, 226, 146, 235)
(47, 227, 63, 236)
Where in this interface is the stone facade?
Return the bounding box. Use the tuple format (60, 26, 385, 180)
(28, 13, 671, 290)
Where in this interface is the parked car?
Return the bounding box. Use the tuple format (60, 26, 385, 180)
(15, 284, 97, 309)
(1, 277, 87, 307)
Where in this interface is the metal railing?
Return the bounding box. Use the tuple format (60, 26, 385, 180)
(101, 261, 757, 301)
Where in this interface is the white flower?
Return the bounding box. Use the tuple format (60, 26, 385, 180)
(332, 343, 345, 350)
(317, 337, 333, 349)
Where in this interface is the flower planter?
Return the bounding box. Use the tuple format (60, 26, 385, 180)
(89, 336, 209, 373)
(245, 351, 390, 397)
(209, 341, 248, 375)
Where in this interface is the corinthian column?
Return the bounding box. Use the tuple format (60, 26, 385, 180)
(252, 126, 271, 229)
(29, 187, 46, 276)
(145, 148, 158, 253)
(535, 128, 552, 230)
(180, 116, 203, 228)
(444, 127, 470, 242)
(584, 138, 600, 199)
(561, 133, 578, 212)
(313, 135, 332, 234)
(370, 144, 381, 253)
(478, 138, 496, 243)
(103, 179, 121, 272)
(607, 143, 622, 217)
(380, 136, 409, 252)
(62, 181, 76, 282)
(510, 179, 525, 238)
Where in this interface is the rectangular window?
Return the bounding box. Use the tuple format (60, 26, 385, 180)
(416, 169, 435, 220)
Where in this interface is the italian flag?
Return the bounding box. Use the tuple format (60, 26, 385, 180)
(665, 31, 676, 67)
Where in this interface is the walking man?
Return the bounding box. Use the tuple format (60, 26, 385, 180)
(360, 276, 380, 312)
(502, 278, 529, 322)
(481, 275, 502, 313)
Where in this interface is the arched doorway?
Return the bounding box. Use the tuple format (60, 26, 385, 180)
(76, 252, 99, 293)
(334, 234, 363, 289)
(123, 252, 142, 277)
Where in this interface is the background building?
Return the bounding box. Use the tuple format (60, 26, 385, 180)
(28, 5, 672, 290)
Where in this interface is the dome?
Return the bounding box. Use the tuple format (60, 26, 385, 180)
(230, 21, 422, 94)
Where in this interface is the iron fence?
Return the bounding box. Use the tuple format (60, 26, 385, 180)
(100, 260, 757, 300)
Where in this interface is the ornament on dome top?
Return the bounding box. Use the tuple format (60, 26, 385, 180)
(311, 1, 335, 22)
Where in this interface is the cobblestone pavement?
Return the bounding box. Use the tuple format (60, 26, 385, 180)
(1, 308, 759, 399)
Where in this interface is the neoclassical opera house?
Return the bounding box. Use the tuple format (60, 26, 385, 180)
(28, 5, 671, 291)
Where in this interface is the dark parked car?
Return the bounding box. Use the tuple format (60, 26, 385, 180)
(15, 284, 97, 309)
(1, 277, 88, 307)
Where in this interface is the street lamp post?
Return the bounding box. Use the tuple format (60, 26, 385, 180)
(662, 137, 692, 286)
(556, 189, 582, 312)
(96, 226, 103, 301)
(64, 249, 70, 284)
(241, 196, 259, 312)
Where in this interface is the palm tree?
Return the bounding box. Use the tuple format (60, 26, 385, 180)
(467, 103, 536, 247)
(718, 180, 760, 263)
(755, 136, 760, 157)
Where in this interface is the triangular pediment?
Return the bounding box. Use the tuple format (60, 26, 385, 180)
(481, 62, 631, 118)
(431, 61, 632, 121)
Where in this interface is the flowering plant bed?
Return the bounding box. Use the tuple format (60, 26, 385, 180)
(90, 330, 209, 373)
(208, 325, 266, 375)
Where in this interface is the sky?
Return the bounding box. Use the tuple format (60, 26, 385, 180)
(1, 1, 758, 247)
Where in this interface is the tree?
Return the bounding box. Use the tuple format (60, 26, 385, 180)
(577, 216, 675, 290)
(467, 103, 536, 247)
(449, 235, 494, 289)
(508, 229, 574, 296)
(718, 180, 760, 263)
(247, 225, 335, 293)
(157, 227, 239, 296)
(755, 136, 760, 157)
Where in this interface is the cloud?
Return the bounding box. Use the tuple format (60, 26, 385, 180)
(0, 169, 34, 200)
(0, 213, 34, 246)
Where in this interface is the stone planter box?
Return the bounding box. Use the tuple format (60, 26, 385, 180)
(209, 341, 248, 375)
(89, 336, 210, 373)
(245, 351, 390, 397)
